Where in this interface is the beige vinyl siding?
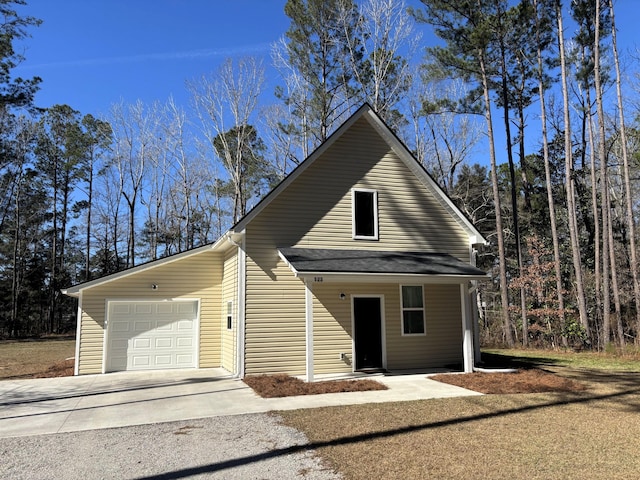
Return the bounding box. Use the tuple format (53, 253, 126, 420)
(311, 283, 354, 374)
(247, 117, 470, 259)
(243, 116, 470, 377)
(221, 247, 238, 373)
(77, 251, 223, 375)
(311, 283, 462, 373)
(386, 284, 462, 369)
(244, 241, 307, 375)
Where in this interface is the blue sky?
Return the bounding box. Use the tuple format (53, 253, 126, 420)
(15, 0, 292, 117)
(13, 1, 640, 126)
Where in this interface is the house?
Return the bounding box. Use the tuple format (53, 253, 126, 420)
(63, 104, 488, 381)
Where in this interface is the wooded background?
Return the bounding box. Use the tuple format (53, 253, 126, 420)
(1, 0, 637, 351)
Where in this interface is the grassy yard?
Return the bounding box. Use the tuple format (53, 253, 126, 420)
(280, 349, 640, 479)
(0, 337, 75, 379)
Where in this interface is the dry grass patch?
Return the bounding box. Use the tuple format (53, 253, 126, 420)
(0, 337, 75, 379)
(244, 374, 387, 398)
(431, 368, 587, 394)
(280, 383, 640, 479)
(278, 352, 640, 479)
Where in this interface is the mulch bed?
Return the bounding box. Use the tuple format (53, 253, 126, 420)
(431, 368, 587, 394)
(243, 373, 388, 398)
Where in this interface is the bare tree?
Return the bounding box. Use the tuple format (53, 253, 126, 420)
(415, 77, 482, 194)
(341, 0, 417, 129)
(108, 100, 155, 267)
(189, 57, 265, 223)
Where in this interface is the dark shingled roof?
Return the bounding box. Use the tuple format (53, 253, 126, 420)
(279, 248, 487, 277)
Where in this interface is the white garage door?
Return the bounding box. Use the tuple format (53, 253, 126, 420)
(106, 300, 198, 372)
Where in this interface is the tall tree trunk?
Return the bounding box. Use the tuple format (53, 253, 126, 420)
(534, 0, 566, 346)
(479, 47, 513, 347)
(606, 184, 623, 345)
(85, 158, 93, 281)
(557, 0, 589, 335)
(49, 155, 58, 334)
(10, 167, 22, 337)
(587, 89, 602, 335)
(498, 32, 526, 345)
(609, 0, 640, 344)
(594, 0, 610, 347)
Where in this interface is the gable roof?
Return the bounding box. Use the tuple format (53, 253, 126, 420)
(232, 103, 487, 245)
(63, 104, 486, 296)
(62, 232, 236, 297)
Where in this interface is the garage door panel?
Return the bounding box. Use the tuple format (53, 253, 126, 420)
(154, 355, 173, 365)
(178, 303, 196, 314)
(132, 337, 151, 349)
(111, 321, 130, 333)
(106, 300, 198, 372)
(176, 337, 193, 347)
(156, 321, 173, 331)
(157, 303, 173, 314)
(135, 304, 153, 314)
(132, 355, 151, 367)
(133, 320, 153, 333)
(176, 354, 194, 366)
(177, 320, 194, 331)
(155, 337, 173, 348)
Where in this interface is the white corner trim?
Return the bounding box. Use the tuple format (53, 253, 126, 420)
(73, 293, 82, 375)
(236, 232, 247, 378)
(460, 284, 474, 373)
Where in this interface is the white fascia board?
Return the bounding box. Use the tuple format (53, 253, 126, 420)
(232, 104, 372, 233)
(362, 109, 488, 246)
(62, 232, 232, 297)
(277, 249, 301, 276)
(295, 271, 490, 284)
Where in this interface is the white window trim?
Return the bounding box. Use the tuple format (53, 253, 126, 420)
(351, 188, 379, 240)
(400, 285, 426, 336)
(226, 300, 233, 330)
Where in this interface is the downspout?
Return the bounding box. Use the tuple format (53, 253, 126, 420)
(227, 231, 246, 378)
(469, 241, 485, 365)
(304, 278, 314, 382)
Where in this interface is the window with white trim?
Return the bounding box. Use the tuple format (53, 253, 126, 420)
(401, 285, 425, 335)
(352, 189, 378, 240)
(226, 301, 233, 330)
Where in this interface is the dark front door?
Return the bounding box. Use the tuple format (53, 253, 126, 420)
(353, 296, 383, 370)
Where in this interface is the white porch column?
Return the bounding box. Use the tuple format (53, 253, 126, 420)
(460, 283, 474, 373)
(305, 278, 314, 382)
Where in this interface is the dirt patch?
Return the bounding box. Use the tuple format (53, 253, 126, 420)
(0, 338, 75, 379)
(30, 358, 75, 378)
(431, 368, 587, 394)
(244, 374, 387, 398)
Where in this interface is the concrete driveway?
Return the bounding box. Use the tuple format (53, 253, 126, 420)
(0, 368, 481, 439)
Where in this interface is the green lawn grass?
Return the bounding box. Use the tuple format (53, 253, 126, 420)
(482, 347, 640, 371)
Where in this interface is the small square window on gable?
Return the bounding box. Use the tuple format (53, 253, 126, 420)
(352, 188, 378, 240)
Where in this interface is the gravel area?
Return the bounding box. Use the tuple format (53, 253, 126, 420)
(0, 413, 342, 480)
